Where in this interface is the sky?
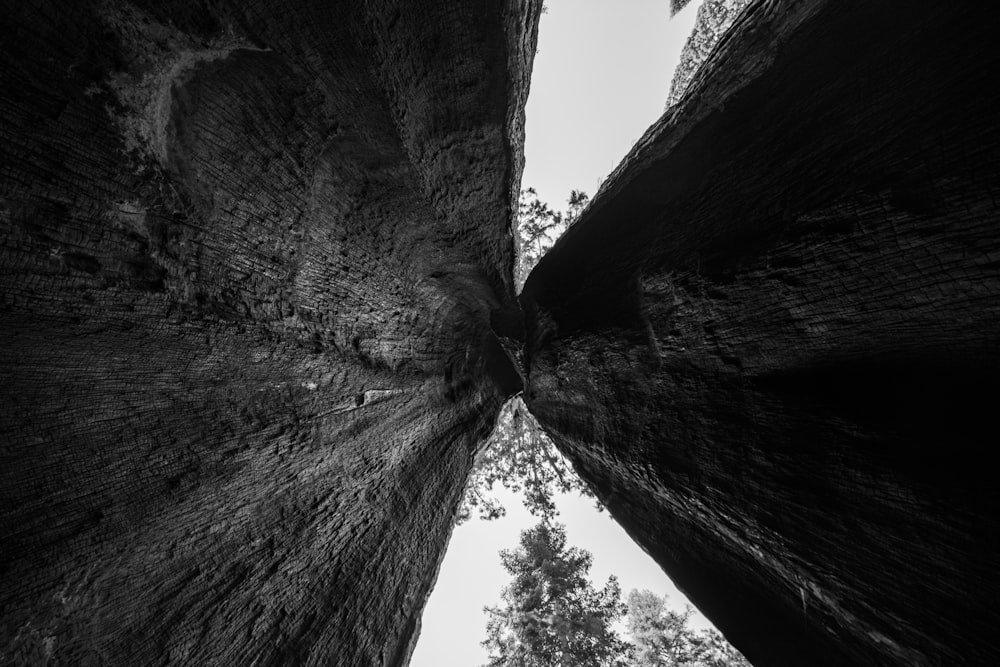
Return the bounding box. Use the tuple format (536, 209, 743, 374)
(410, 2, 704, 665)
(520, 0, 700, 211)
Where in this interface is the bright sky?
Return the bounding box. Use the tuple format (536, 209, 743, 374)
(410, 2, 704, 665)
(520, 0, 700, 211)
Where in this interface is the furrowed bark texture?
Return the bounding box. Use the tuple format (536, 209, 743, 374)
(0, 1, 539, 664)
(522, 2, 1000, 665)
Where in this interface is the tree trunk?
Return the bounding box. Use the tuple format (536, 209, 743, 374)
(5, 1, 1000, 666)
(0, 1, 538, 664)
(522, 2, 1000, 665)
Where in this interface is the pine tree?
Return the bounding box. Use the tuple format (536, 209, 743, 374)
(483, 521, 630, 667)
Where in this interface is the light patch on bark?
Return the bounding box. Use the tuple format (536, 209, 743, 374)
(98, 0, 266, 164)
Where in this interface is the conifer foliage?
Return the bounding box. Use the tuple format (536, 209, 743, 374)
(457, 397, 596, 524)
(482, 522, 753, 667)
(482, 521, 630, 667)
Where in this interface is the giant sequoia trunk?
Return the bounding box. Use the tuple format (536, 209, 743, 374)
(0, 1, 536, 664)
(522, 2, 1000, 665)
(3, 1, 1000, 666)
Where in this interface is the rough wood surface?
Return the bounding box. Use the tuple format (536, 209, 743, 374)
(0, 1, 540, 664)
(522, 2, 1000, 665)
(6, 1, 1000, 666)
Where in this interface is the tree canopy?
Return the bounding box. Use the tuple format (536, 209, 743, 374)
(457, 397, 597, 523)
(482, 521, 630, 667)
(482, 523, 752, 667)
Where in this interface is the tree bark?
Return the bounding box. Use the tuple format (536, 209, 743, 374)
(522, 2, 1000, 665)
(5, 1, 1000, 666)
(0, 1, 539, 664)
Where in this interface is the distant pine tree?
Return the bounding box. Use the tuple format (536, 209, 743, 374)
(482, 521, 630, 667)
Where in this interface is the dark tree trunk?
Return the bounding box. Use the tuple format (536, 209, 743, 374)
(522, 2, 1000, 665)
(0, 1, 537, 664)
(5, 1, 1000, 666)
